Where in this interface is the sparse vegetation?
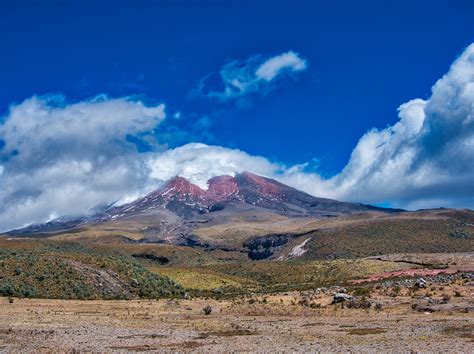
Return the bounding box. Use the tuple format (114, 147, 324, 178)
(303, 217, 474, 260)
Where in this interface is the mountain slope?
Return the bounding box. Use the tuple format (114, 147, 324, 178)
(108, 171, 401, 220)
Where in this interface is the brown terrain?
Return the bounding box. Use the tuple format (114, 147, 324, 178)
(1, 273, 472, 353)
(0, 251, 473, 352)
(1, 174, 473, 352)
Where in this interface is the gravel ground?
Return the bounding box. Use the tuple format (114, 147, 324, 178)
(0, 290, 472, 353)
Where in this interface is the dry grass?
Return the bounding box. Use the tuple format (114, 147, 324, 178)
(147, 266, 249, 290)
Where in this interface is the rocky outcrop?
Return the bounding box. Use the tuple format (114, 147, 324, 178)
(243, 234, 290, 260)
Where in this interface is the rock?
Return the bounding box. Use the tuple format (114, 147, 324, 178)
(332, 293, 354, 304)
(130, 278, 139, 287)
(415, 278, 427, 288)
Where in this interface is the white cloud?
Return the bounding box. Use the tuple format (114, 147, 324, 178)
(198, 50, 307, 100)
(0, 95, 165, 167)
(255, 51, 307, 81)
(146, 143, 282, 189)
(310, 43, 474, 209)
(0, 95, 165, 231)
(0, 44, 473, 231)
(166, 44, 474, 210)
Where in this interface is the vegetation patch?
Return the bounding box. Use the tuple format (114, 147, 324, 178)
(148, 266, 246, 290)
(0, 243, 183, 300)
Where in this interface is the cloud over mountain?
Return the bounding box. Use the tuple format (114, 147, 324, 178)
(0, 44, 473, 231)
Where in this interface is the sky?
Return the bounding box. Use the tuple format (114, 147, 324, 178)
(0, 0, 473, 231)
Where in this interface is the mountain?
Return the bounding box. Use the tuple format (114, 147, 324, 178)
(5, 172, 402, 239)
(107, 171, 398, 220)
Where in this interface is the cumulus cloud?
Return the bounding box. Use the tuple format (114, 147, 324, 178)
(198, 50, 307, 100)
(0, 95, 165, 231)
(301, 43, 474, 209)
(0, 44, 473, 231)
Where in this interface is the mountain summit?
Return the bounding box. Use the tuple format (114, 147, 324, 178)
(108, 171, 395, 219)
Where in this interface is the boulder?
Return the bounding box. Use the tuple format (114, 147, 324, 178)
(332, 293, 354, 304)
(415, 278, 427, 288)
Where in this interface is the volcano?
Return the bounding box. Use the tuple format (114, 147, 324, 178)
(6, 172, 402, 237)
(107, 171, 395, 219)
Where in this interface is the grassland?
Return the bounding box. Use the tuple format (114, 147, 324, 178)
(147, 266, 250, 290)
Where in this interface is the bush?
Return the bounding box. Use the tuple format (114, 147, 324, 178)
(73, 284, 93, 300)
(20, 286, 37, 298)
(0, 282, 15, 297)
(298, 298, 310, 307)
(352, 287, 371, 297)
(449, 229, 471, 239)
(203, 305, 212, 315)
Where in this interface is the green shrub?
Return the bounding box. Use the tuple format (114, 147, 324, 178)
(0, 282, 15, 297)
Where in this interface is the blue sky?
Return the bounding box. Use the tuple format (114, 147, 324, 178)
(0, 1, 473, 230)
(2, 0, 472, 173)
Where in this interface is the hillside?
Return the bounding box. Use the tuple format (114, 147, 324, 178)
(0, 240, 183, 300)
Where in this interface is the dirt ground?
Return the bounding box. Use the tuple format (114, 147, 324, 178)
(1, 286, 473, 353)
